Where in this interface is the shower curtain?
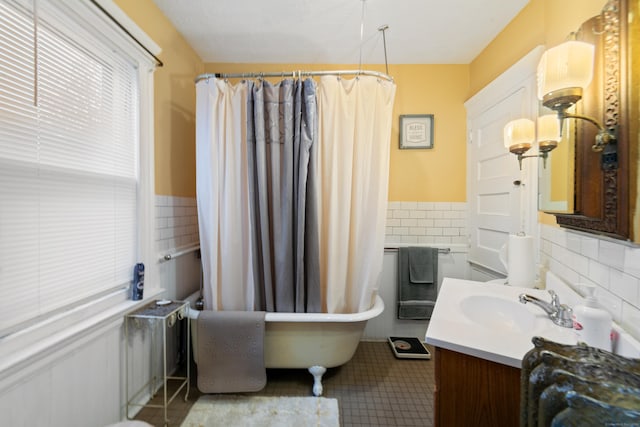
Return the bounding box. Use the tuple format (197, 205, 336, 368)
(196, 80, 254, 311)
(196, 75, 396, 313)
(316, 76, 396, 313)
(246, 78, 321, 313)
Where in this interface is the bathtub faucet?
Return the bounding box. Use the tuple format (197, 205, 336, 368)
(518, 290, 573, 328)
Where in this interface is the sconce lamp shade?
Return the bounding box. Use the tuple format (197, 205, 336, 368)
(537, 114, 561, 142)
(504, 118, 535, 150)
(537, 40, 595, 101)
(537, 114, 561, 156)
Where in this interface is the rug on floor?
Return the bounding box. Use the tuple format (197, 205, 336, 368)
(180, 395, 340, 427)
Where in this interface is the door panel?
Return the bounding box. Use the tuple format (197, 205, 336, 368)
(468, 92, 525, 274)
(465, 47, 543, 276)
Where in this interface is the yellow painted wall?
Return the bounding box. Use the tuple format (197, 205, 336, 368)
(388, 65, 468, 201)
(469, 0, 607, 98)
(114, 0, 204, 197)
(469, 1, 545, 97)
(470, 0, 607, 226)
(204, 63, 469, 202)
(117, 0, 607, 204)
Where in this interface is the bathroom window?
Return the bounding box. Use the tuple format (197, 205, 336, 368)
(0, 0, 156, 338)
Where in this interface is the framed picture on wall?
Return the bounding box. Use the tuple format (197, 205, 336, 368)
(399, 114, 434, 149)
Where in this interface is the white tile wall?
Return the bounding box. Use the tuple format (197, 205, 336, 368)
(385, 201, 468, 245)
(160, 198, 469, 273)
(155, 195, 199, 252)
(540, 224, 640, 342)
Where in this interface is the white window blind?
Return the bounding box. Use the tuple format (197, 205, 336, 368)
(0, 0, 141, 335)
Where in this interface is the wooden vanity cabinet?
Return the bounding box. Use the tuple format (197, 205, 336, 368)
(433, 347, 521, 427)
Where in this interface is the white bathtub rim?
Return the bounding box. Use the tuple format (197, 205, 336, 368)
(185, 294, 384, 323)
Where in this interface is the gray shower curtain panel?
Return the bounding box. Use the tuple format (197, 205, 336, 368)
(246, 78, 321, 313)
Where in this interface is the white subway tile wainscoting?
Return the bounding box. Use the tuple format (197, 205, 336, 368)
(385, 202, 468, 245)
(155, 195, 200, 252)
(155, 195, 201, 302)
(540, 224, 640, 343)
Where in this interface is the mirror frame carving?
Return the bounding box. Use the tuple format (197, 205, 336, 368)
(551, 0, 633, 241)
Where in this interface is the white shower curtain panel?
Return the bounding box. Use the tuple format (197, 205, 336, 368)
(317, 76, 397, 313)
(196, 75, 396, 313)
(196, 80, 255, 311)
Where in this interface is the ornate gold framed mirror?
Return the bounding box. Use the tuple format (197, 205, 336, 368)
(540, 0, 639, 243)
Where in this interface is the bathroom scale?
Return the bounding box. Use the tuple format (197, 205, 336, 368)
(388, 336, 431, 360)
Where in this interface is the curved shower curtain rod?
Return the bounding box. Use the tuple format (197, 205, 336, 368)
(194, 69, 394, 84)
(196, 21, 393, 84)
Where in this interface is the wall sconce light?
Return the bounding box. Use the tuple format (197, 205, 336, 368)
(536, 40, 616, 152)
(536, 114, 561, 167)
(504, 116, 561, 170)
(504, 118, 534, 170)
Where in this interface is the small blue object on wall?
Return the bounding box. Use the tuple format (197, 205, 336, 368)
(131, 263, 145, 300)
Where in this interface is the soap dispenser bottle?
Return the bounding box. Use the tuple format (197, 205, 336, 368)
(572, 285, 612, 351)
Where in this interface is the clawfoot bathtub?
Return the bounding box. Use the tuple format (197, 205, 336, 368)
(186, 293, 384, 396)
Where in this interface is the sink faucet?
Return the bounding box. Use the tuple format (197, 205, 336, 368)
(518, 290, 574, 328)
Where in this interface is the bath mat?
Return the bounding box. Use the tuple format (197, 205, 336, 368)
(388, 336, 432, 359)
(196, 310, 266, 393)
(180, 395, 339, 427)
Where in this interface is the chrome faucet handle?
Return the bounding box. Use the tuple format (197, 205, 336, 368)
(552, 303, 574, 328)
(547, 290, 574, 328)
(548, 290, 560, 308)
(519, 290, 574, 328)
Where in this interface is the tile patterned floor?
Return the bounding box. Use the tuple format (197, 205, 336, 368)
(134, 341, 435, 427)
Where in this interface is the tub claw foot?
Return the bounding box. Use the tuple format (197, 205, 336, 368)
(308, 365, 326, 396)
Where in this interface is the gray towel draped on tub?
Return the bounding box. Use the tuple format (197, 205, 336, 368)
(397, 247, 439, 320)
(196, 310, 267, 393)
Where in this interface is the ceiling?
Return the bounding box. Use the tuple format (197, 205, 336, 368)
(152, 0, 529, 65)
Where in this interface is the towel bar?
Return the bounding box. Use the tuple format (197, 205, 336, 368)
(160, 244, 200, 262)
(384, 246, 451, 254)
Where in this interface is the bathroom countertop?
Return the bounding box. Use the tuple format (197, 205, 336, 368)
(425, 278, 578, 368)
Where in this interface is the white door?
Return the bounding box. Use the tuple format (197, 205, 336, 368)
(465, 47, 543, 277)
